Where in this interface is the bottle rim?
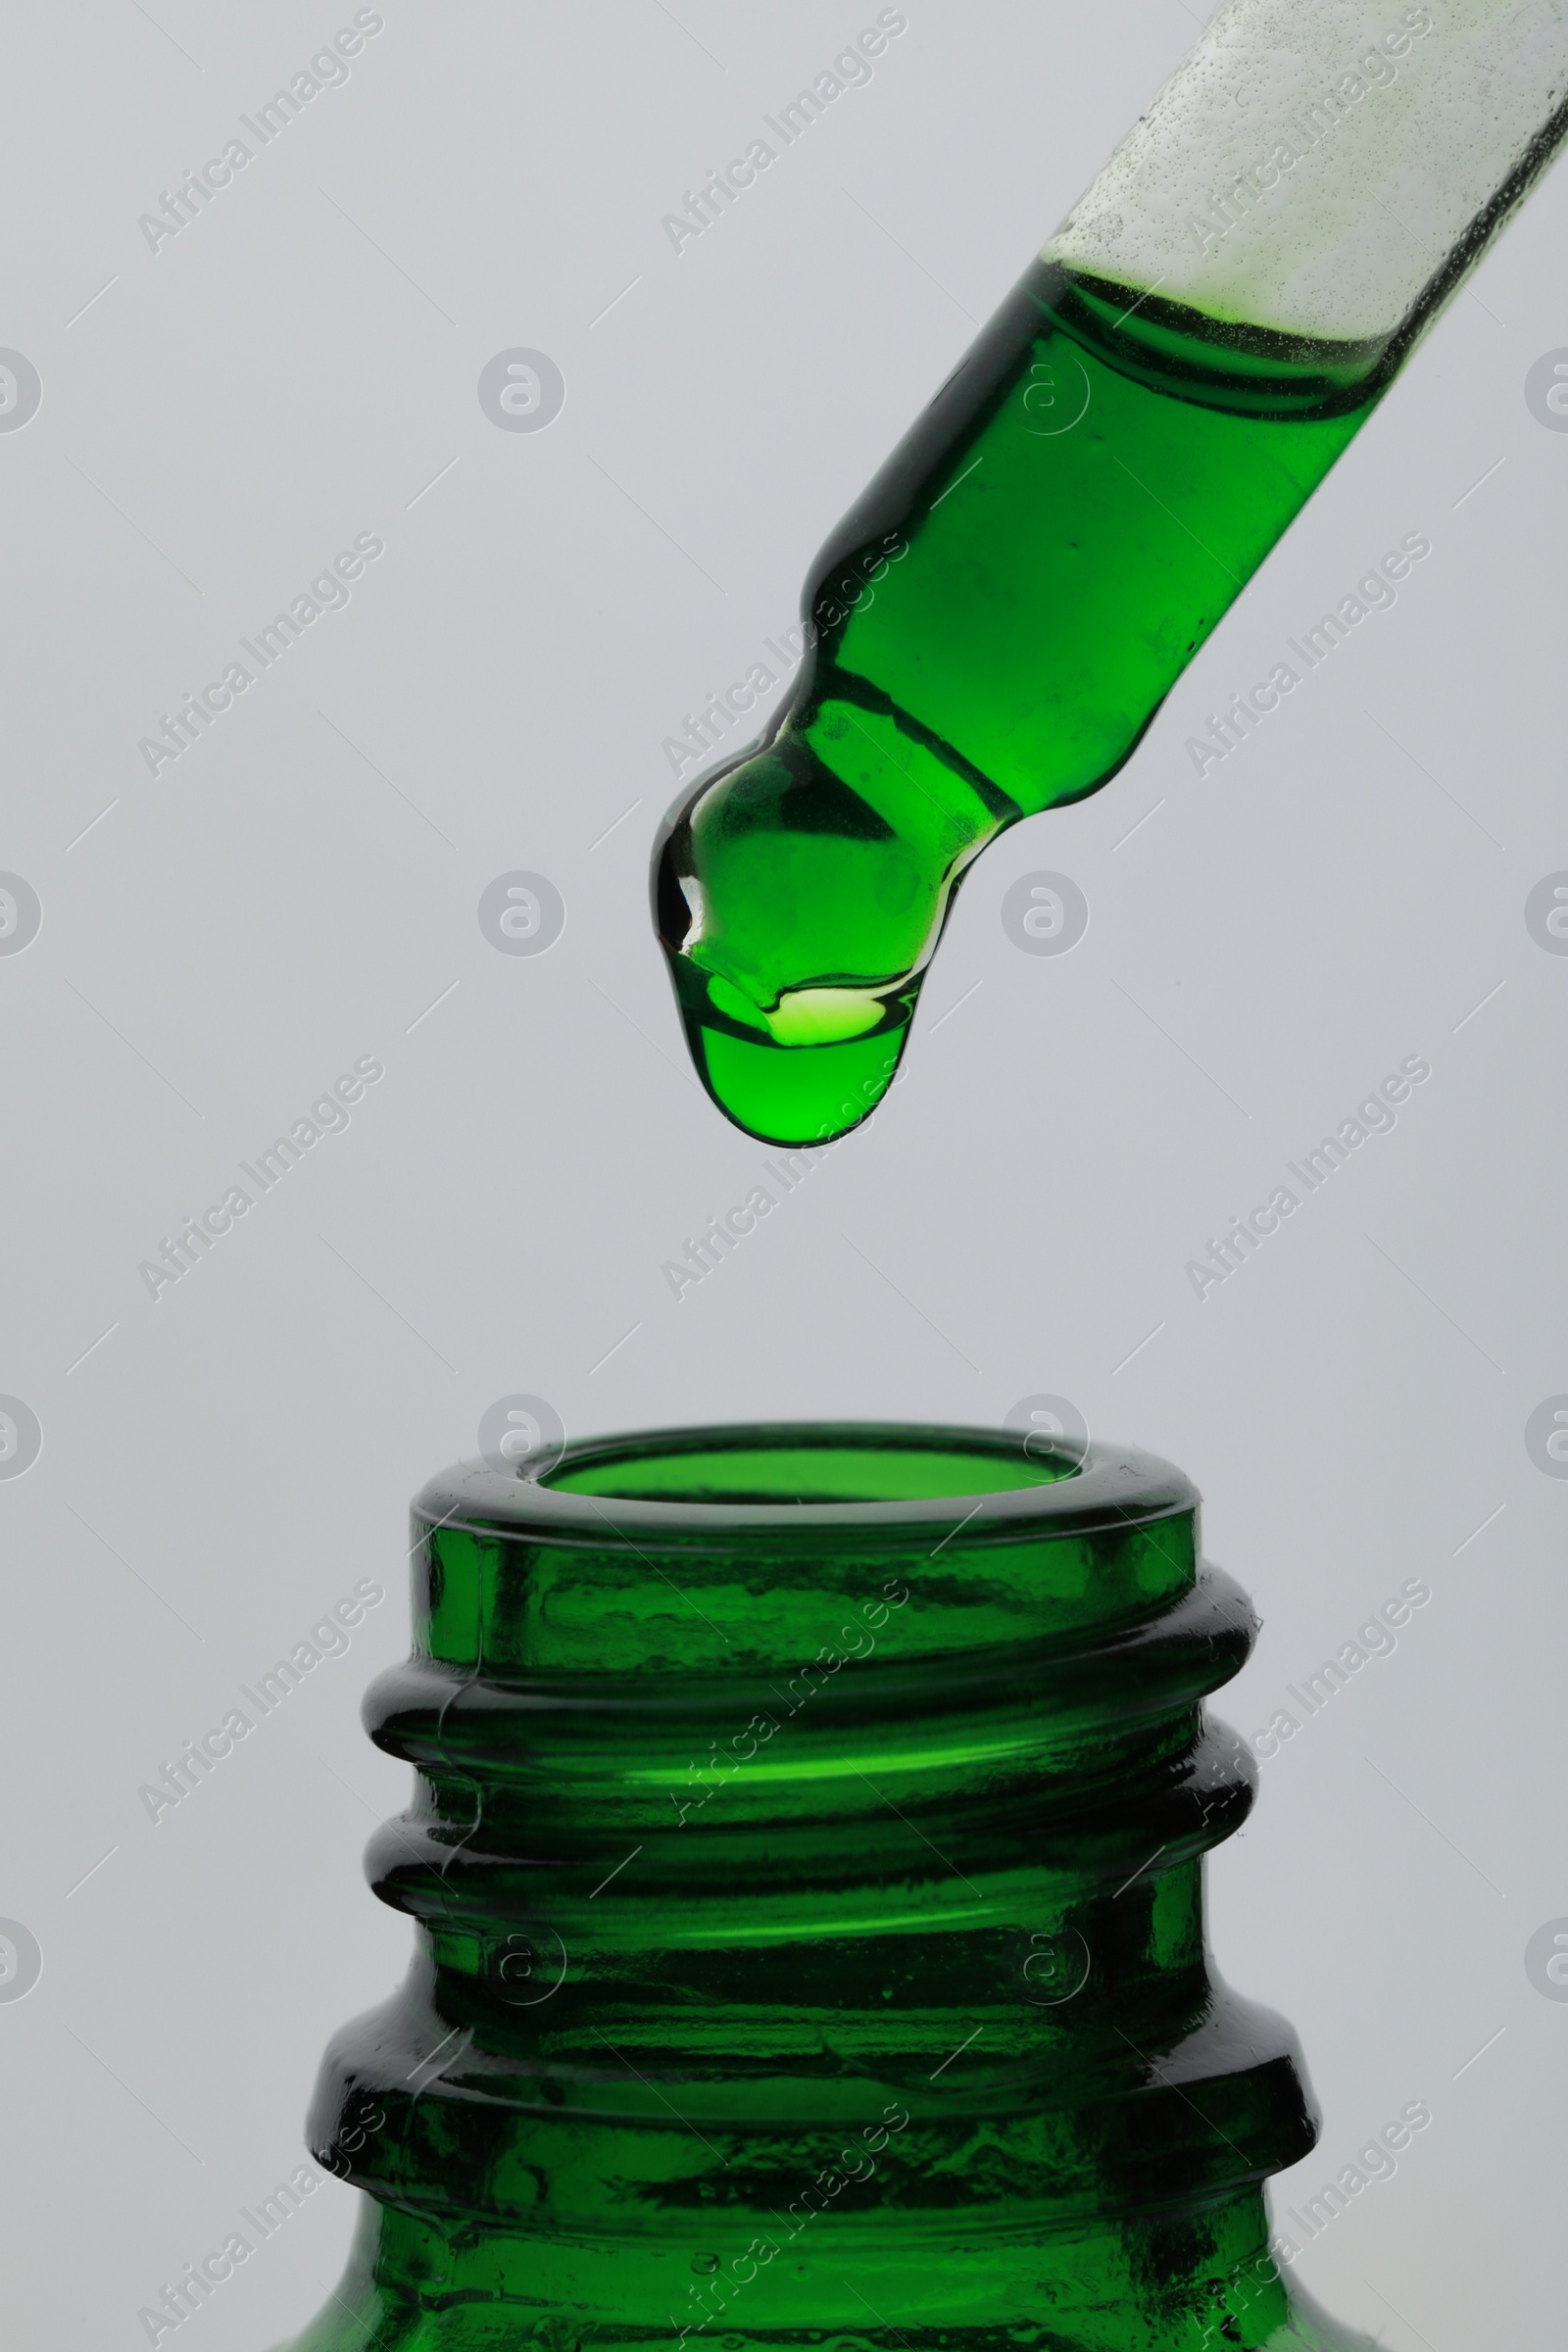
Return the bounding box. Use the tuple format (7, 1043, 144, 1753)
(414, 1420, 1197, 1550)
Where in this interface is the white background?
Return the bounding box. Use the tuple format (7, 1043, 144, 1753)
(1, 4, 1563, 2345)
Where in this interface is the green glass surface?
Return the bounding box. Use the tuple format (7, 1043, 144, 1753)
(273, 1424, 1378, 2352)
(652, 266, 1395, 1146)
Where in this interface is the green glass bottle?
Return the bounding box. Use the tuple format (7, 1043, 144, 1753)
(652, 4, 1568, 1146)
(273, 1423, 1378, 2352)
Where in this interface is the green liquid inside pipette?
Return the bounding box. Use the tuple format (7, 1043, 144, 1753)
(653, 264, 1388, 1145)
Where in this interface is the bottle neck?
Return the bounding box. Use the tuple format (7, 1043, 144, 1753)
(297, 1433, 1327, 2346)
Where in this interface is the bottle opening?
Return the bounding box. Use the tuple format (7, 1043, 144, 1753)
(542, 1429, 1078, 1506)
(416, 1426, 1193, 1660)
